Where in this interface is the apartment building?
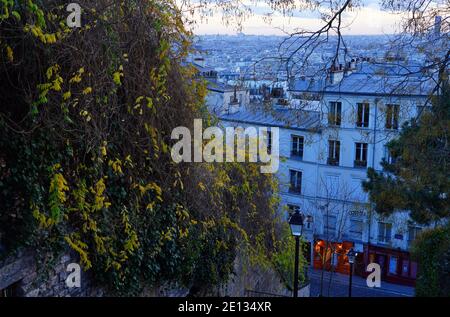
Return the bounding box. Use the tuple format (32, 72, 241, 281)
(205, 59, 436, 286)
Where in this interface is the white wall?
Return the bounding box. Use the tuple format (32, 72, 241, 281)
(214, 91, 428, 252)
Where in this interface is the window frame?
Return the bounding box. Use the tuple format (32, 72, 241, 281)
(378, 222, 392, 243)
(328, 140, 341, 166)
(356, 103, 370, 128)
(385, 104, 400, 130)
(408, 226, 422, 245)
(291, 135, 304, 159)
(350, 219, 364, 240)
(354, 142, 368, 168)
(262, 130, 272, 154)
(328, 101, 342, 126)
(289, 169, 302, 194)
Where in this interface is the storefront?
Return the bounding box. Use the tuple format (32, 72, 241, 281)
(363, 244, 417, 286)
(313, 239, 359, 275)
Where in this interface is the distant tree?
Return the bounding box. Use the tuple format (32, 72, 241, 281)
(363, 83, 450, 225)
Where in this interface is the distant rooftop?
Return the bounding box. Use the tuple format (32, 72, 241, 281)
(290, 62, 436, 97)
(219, 107, 321, 132)
(207, 80, 247, 93)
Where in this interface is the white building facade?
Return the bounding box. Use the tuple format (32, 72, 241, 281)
(207, 61, 434, 286)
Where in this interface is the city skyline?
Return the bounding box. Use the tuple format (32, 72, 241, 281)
(190, 3, 404, 36)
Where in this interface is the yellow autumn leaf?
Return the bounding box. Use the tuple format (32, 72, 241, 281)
(82, 87, 92, 95)
(6, 46, 13, 62)
(63, 91, 71, 101)
(113, 71, 123, 85)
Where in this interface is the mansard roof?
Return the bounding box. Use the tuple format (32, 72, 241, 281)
(291, 62, 436, 97)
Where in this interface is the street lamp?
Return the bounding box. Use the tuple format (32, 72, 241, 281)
(347, 248, 358, 297)
(289, 210, 304, 298)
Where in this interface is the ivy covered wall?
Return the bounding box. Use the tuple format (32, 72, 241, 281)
(0, 0, 305, 296)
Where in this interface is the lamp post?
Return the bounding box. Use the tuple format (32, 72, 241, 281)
(289, 210, 304, 298)
(347, 248, 358, 297)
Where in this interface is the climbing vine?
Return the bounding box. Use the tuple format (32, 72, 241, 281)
(0, 0, 295, 295)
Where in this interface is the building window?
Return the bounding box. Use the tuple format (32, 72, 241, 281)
(389, 256, 398, 275)
(350, 219, 363, 240)
(354, 142, 368, 168)
(383, 145, 396, 165)
(291, 135, 304, 159)
(402, 260, 410, 277)
(324, 214, 337, 237)
(417, 105, 431, 117)
(328, 101, 342, 126)
(327, 140, 340, 166)
(378, 222, 392, 243)
(272, 87, 284, 98)
(289, 170, 302, 194)
(356, 103, 370, 128)
(262, 130, 272, 154)
(386, 104, 400, 130)
(408, 226, 422, 245)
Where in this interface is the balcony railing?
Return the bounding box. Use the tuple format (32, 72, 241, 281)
(354, 160, 367, 168)
(289, 186, 302, 195)
(291, 151, 303, 160)
(378, 235, 391, 243)
(327, 157, 339, 166)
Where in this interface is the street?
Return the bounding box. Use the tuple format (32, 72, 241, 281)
(308, 269, 415, 297)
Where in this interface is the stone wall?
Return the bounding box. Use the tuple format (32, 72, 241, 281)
(219, 251, 310, 297)
(1, 249, 309, 297)
(0, 250, 103, 297)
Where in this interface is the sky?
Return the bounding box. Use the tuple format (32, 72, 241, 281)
(188, 1, 404, 36)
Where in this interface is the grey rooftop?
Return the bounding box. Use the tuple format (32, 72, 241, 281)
(291, 62, 436, 97)
(219, 107, 321, 132)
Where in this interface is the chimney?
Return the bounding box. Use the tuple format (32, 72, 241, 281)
(344, 59, 357, 76)
(330, 63, 344, 85)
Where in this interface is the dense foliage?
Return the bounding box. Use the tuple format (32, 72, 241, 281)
(363, 84, 450, 225)
(363, 83, 450, 296)
(0, 0, 294, 295)
(411, 224, 450, 297)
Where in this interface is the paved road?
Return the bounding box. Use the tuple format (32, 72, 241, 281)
(308, 269, 415, 297)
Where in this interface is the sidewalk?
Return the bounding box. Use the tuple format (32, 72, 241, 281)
(308, 268, 415, 297)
